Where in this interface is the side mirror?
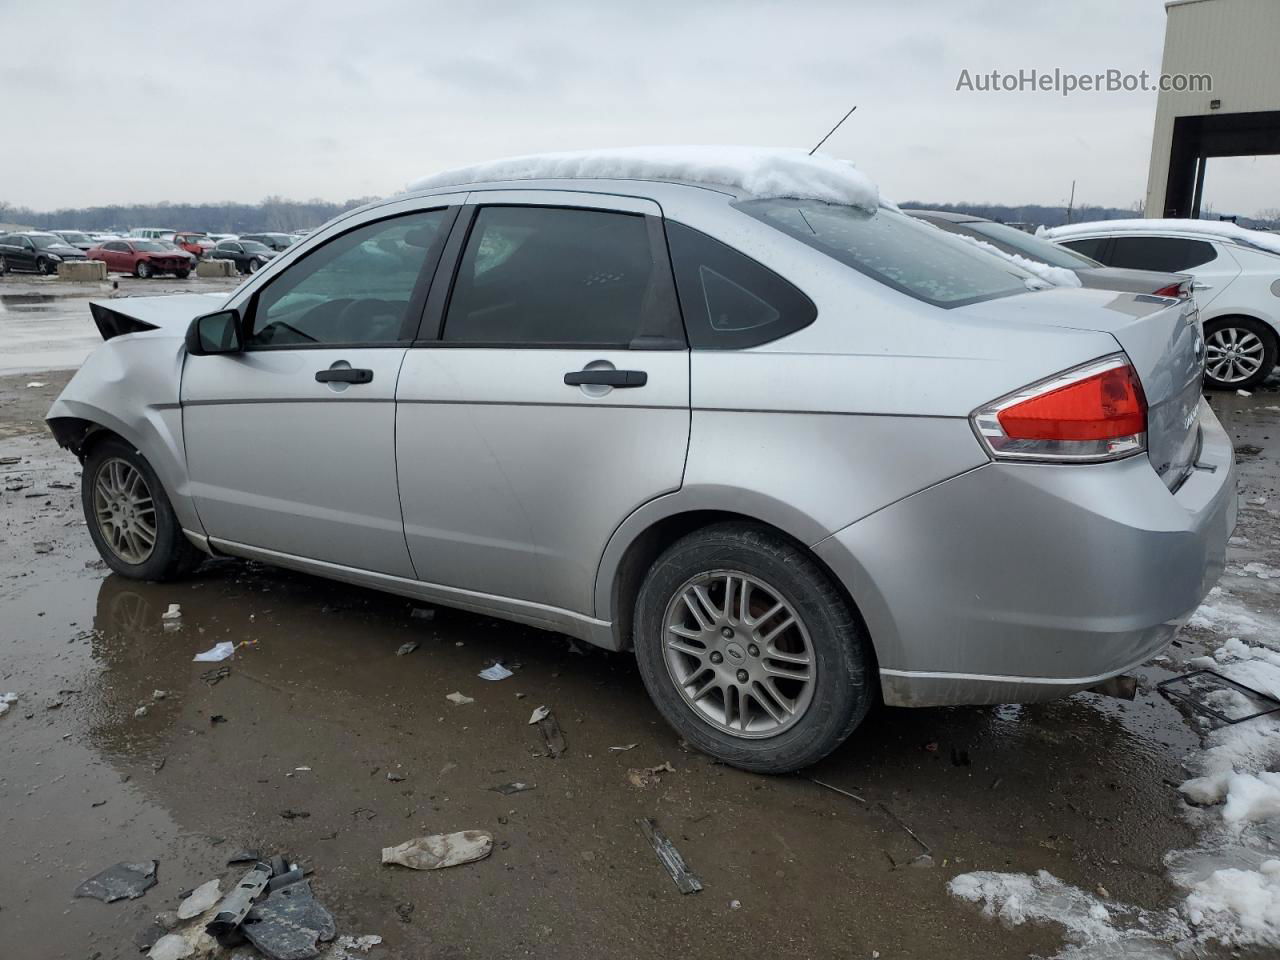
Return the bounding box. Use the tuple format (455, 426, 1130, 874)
(186, 309, 243, 356)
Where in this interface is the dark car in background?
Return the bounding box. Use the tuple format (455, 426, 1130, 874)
(904, 210, 1189, 296)
(0, 232, 90, 274)
(211, 238, 277, 274)
(87, 239, 194, 278)
(49, 230, 97, 251)
(239, 232, 296, 252)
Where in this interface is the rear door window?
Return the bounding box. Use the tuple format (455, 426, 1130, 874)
(1105, 236, 1217, 272)
(443, 205, 680, 347)
(1057, 236, 1112, 262)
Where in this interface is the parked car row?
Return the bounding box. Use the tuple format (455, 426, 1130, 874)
(0, 232, 90, 274)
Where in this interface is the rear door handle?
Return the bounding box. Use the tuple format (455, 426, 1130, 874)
(315, 368, 373, 384)
(563, 370, 648, 388)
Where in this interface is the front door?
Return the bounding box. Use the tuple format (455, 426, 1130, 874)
(396, 193, 691, 615)
(181, 206, 456, 577)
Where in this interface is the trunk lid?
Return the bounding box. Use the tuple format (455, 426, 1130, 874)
(957, 288, 1206, 489)
(1076, 266, 1187, 295)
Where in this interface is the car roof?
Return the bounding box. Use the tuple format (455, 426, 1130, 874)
(901, 208, 985, 224)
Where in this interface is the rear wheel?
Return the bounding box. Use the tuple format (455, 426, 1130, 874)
(1203, 317, 1276, 390)
(82, 437, 203, 581)
(136, 260, 152, 279)
(633, 522, 874, 773)
(176, 270, 190, 279)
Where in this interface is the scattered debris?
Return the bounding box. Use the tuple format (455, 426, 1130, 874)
(410, 607, 435, 620)
(808, 777, 867, 804)
(148, 932, 202, 960)
(134, 705, 149, 719)
(535, 709, 567, 758)
(210, 714, 228, 725)
(395, 902, 414, 923)
(381, 831, 494, 871)
(206, 861, 270, 942)
(490, 781, 535, 795)
(478, 663, 513, 681)
(335, 934, 383, 952)
(26, 381, 47, 388)
(152, 757, 167, 773)
(161, 603, 182, 622)
(33, 541, 52, 553)
(200, 665, 231, 685)
(877, 802, 932, 861)
(0, 456, 20, 465)
(386, 771, 407, 783)
(395, 641, 419, 656)
(627, 762, 676, 788)
(1237, 389, 1253, 397)
(445, 691, 474, 705)
(152, 689, 168, 701)
(0, 692, 17, 717)
(527, 705, 550, 725)
(242, 878, 335, 960)
(193, 642, 235, 663)
(74, 860, 158, 902)
(1158, 669, 1280, 725)
(226, 849, 261, 865)
(177, 879, 221, 920)
(609, 743, 639, 752)
(637, 818, 703, 894)
(280, 809, 311, 820)
(729, 899, 742, 910)
(48, 479, 74, 489)
(1088, 674, 1138, 700)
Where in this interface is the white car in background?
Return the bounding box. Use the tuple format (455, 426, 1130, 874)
(1042, 219, 1280, 390)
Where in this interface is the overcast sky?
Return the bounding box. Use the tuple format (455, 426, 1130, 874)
(1, 0, 1274, 215)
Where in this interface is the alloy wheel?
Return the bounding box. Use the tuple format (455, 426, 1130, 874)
(1206, 326, 1266, 384)
(92, 457, 158, 565)
(662, 569, 815, 738)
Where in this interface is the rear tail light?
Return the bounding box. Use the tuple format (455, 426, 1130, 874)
(1153, 280, 1191, 298)
(971, 355, 1147, 462)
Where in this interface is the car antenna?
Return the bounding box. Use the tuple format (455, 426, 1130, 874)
(809, 104, 857, 156)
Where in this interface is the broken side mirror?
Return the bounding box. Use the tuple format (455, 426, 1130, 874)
(186, 309, 243, 356)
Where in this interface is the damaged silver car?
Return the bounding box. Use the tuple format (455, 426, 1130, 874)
(47, 150, 1236, 773)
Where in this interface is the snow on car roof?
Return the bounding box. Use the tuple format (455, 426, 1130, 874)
(1042, 218, 1280, 257)
(408, 146, 882, 211)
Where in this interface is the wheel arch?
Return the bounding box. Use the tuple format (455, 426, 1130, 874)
(597, 495, 875, 667)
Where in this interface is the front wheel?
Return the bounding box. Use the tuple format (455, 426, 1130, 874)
(1204, 317, 1277, 390)
(248, 258, 262, 274)
(82, 437, 204, 581)
(175, 270, 190, 279)
(36, 257, 53, 275)
(633, 522, 874, 774)
(136, 260, 152, 279)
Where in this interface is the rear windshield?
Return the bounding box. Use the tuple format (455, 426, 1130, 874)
(964, 221, 1100, 268)
(736, 199, 1035, 308)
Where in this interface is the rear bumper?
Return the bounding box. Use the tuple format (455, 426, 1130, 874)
(815, 399, 1237, 707)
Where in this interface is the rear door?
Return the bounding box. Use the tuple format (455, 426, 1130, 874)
(182, 204, 458, 576)
(395, 192, 690, 614)
(1098, 235, 1239, 308)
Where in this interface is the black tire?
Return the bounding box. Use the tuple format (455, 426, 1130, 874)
(0, 254, 7, 274)
(633, 522, 874, 774)
(175, 270, 190, 279)
(36, 257, 52, 275)
(248, 258, 261, 274)
(82, 437, 204, 581)
(136, 260, 152, 279)
(1203, 317, 1277, 390)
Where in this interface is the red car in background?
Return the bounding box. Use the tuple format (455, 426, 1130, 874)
(172, 231, 214, 259)
(88, 239, 195, 278)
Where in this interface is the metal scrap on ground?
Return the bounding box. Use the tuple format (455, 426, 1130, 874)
(637, 818, 703, 894)
(74, 859, 157, 902)
(535, 709, 566, 758)
(381, 831, 494, 870)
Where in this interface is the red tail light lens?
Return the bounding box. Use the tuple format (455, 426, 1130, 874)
(1153, 281, 1190, 298)
(972, 356, 1147, 462)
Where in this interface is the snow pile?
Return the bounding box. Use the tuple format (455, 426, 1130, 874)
(945, 231, 1082, 287)
(1186, 586, 1276, 639)
(1182, 861, 1280, 945)
(1041, 218, 1280, 258)
(408, 146, 882, 211)
(948, 870, 1188, 958)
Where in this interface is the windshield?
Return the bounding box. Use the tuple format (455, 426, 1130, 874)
(31, 235, 69, 249)
(58, 232, 90, 244)
(964, 221, 1100, 268)
(133, 241, 168, 252)
(738, 200, 1034, 307)
(241, 241, 271, 253)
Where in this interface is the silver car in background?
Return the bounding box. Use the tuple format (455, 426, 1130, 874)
(47, 156, 1236, 773)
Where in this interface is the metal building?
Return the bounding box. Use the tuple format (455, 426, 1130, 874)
(1145, 0, 1280, 217)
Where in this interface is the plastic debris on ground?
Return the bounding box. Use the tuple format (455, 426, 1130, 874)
(445, 691, 473, 705)
(26, 381, 47, 388)
(638, 818, 703, 894)
(627, 761, 676, 788)
(534, 708, 566, 758)
(527, 705, 549, 725)
(609, 743, 638, 752)
(381, 831, 494, 870)
(74, 860, 158, 902)
(395, 641, 418, 656)
(177, 879, 221, 920)
(161, 603, 182, 621)
(490, 781, 535, 795)
(478, 663, 513, 681)
(193, 642, 235, 663)
(0, 692, 17, 717)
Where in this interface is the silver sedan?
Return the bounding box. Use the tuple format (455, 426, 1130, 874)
(47, 156, 1236, 773)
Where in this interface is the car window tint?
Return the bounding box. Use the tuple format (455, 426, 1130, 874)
(665, 221, 815, 348)
(1057, 237, 1111, 261)
(1106, 236, 1217, 272)
(249, 209, 447, 347)
(444, 206, 665, 346)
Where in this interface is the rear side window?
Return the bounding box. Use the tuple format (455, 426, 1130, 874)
(1105, 236, 1217, 272)
(1057, 237, 1111, 261)
(444, 205, 678, 347)
(665, 221, 815, 349)
(738, 199, 1032, 309)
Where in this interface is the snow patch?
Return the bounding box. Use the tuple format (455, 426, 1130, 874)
(408, 146, 882, 211)
(944, 231, 1082, 287)
(1041, 218, 1280, 259)
(1186, 586, 1278, 641)
(1183, 861, 1280, 946)
(0, 692, 17, 717)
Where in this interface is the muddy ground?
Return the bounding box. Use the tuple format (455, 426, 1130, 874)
(2, 285, 1279, 959)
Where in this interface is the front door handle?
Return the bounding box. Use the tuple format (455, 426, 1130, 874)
(563, 369, 647, 388)
(315, 368, 373, 384)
